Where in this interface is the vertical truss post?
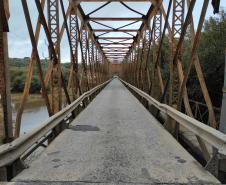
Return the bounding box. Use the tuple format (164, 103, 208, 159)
(95, 46, 100, 84)
(137, 36, 143, 89)
(47, 0, 62, 113)
(159, 0, 184, 138)
(140, 30, 150, 106)
(93, 44, 99, 84)
(98, 49, 103, 82)
(68, 7, 81, 98)
(88, 37, 94, 87)
(152, 11, 164, 98)
(94, 45, 99, 85)
(164, 0, 185, 138)
(132, 50, 135, 84)
(134, 44, 139, 86)
(81, 26, 90, 91)
(141, 29, 151, 107)
(143, 29, 151, 92)
(171, 0, 184, 106)
(0, 0, 13, 143)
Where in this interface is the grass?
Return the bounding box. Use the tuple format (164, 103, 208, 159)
(11, 93, 45, 110)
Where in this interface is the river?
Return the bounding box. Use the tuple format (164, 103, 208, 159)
(11, 94, 49, 135)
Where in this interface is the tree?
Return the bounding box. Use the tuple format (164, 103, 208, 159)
(189, 10, 226, 107)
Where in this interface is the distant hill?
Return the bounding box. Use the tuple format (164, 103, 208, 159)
(9, 58, 71, 93)
(9, 57, 71, 69)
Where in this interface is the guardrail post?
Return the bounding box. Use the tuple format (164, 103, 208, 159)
(161, 104, 178, 139)
(0, 158, 26, 181)
(8, 159, 26, 180)
(218, 154, 226, 182)
(48, 120, 65, 144)
(220, 49, 226, 134)
(0, 167, 7, 181)
(218, 49, 226, 182)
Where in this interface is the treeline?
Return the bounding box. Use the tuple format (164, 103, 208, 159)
(196, 11, 226, 107)
(159, 11, 226, 108)
(9, 58, 71, 93)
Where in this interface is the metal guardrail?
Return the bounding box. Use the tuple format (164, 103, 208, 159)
(0, 79, 111, 167)
(120, 78, 226, 156)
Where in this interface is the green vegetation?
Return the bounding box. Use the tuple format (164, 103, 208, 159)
(159, 11, 226, 108)
(195, 11, 226, 107)
(9, 58, 71, 94)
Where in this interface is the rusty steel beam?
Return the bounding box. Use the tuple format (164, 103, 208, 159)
(97, 37, 134, 40)
(102, 46, 130, 48)
(152, 11, 164, 94)
(105, 53, 126, 57)
(127, 2, 161, 60)
(60, 0, 81, 97)
(185, 0, 217, 129)
(88, 17, 143, 21)
(159, 1, 212, 161)
(74, 3, 106, 58)
(86, 1, 111, 16)
(104, 49, 128, 51)
(0, 0, 13, 143)
(68, 1, 109, 86)
(105, 54, 127, 56)
(120, 1, 144, 16)
(107, 55, 125, 57)
(16, 1, 73, 140)
(154, 0, 173, 69)
(100, 42, 132, 44)
(35, 0, 71, 105)
(47, 0, 63, 113)
(93, 29, 138, 32)
(82, 0, 149, 1)
(68, 8, 80, 95)
(103, 49, 129, 52)
(90, 2, 159, 62)
(104, 51, 128, 53)
(177, 0, 209, 110)
(18, 0, 52, 138)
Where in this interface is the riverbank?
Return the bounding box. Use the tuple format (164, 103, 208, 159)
(0, 93, 47, 143)
(11, 93, 45, 110)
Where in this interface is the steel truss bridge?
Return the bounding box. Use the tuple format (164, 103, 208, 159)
(0, 0, 226, 184)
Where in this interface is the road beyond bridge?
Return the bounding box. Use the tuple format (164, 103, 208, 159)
(10, 79, 219, 184)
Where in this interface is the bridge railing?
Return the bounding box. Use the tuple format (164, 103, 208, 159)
(120, 78, 226, 156)
(0, 79, 111, 168)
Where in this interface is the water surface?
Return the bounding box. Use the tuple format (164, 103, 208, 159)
(12, 94, 49, 135)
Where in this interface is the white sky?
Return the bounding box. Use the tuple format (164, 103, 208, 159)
(7, 0, 226, 63)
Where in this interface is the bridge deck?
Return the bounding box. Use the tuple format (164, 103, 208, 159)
(12, 79, 219, 184)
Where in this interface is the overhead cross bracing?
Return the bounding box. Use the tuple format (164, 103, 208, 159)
(78, 0, 156, 63)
